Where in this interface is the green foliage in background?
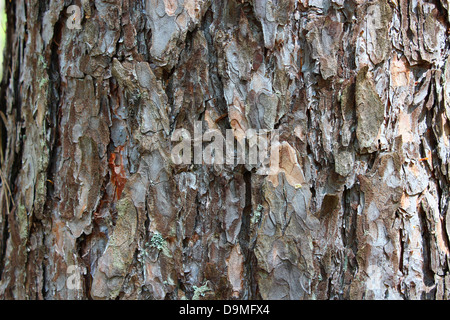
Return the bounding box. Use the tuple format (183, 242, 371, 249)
(0, 0, 6, 81)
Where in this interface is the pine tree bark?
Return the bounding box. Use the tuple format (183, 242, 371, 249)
(0, 0, 449, 300)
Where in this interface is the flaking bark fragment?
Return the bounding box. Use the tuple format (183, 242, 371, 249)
(355, 66, 385, 153)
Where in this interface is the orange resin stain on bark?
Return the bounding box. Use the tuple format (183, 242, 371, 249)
(109, 146, 128, 200)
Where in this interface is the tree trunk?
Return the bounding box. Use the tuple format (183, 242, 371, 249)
(0, 0, 449, 300)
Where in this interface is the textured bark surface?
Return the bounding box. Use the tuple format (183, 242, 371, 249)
(0, 0, 450, 300)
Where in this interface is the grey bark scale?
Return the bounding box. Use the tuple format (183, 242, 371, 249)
(0, 0, 449, 300)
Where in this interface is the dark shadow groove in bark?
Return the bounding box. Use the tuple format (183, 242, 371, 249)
(342, 185, 359, 256)
(39, 9, 65, 300)
(45, 10, 63, 201)
(238, 169, 259, 299)
(41, 228, 47, 300)
(418, 204, 435, 290)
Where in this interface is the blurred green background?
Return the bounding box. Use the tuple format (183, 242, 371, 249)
(0, 0, 6, 81)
